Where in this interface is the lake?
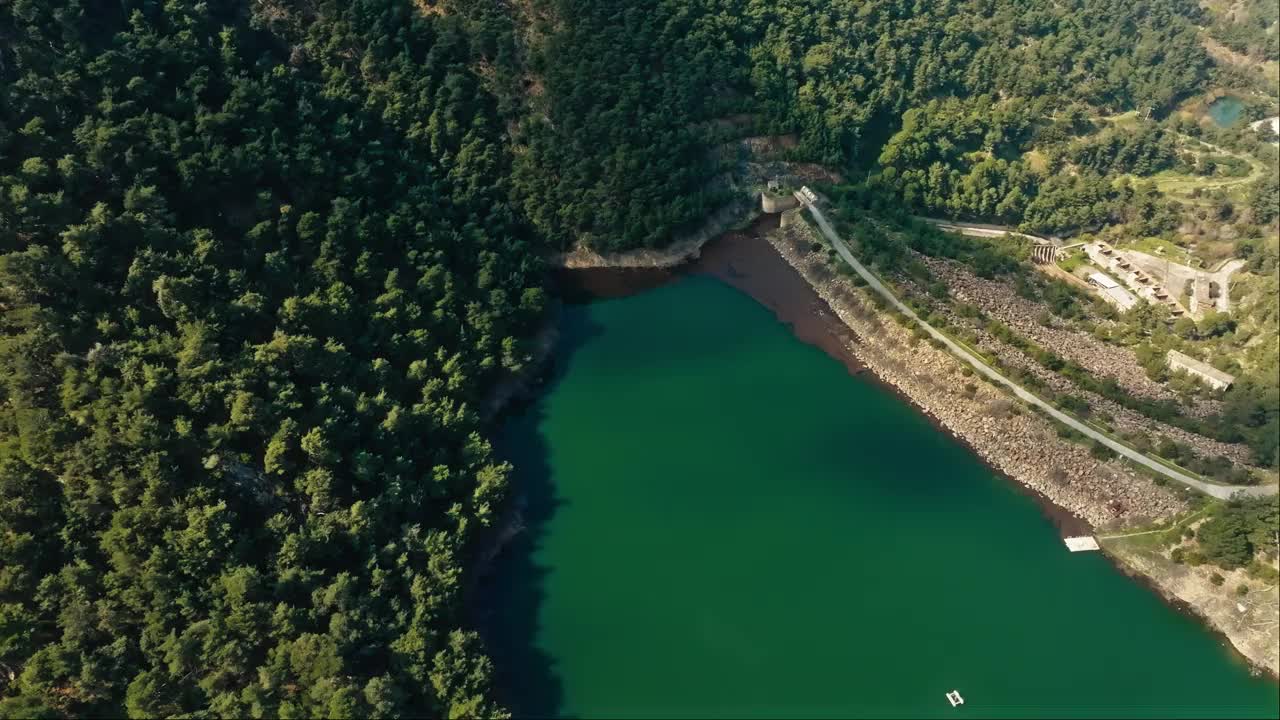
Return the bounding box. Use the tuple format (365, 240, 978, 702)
(1208, 96, 1245, 128)
(482, 275, 1279, 718)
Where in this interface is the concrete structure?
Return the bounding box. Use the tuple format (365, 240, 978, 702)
(795, 189, 1273, 500)
(1031, 243, 1058, 264)
(1064, 536, 1101, 552)
(1166, 350, 1235, 391)
(761, 191, 799, 213)
(1121, 248, 1245, 316)
(1084, 242, 1185, 316)
(1087, 271, 1138, 310)
(1089, 272, 1120, 289)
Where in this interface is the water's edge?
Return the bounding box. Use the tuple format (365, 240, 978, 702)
(473, 213, 1277, 683)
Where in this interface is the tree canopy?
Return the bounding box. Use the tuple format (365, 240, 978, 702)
(1, 1, 541, 715)
(0, 0, 1274, 715)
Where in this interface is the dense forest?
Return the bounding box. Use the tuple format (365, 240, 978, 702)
(0, 1, 540, 716)
(501, 0, 1215, 249)
(1, 0, 1277, 716)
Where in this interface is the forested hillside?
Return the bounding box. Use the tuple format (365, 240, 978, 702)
(505, 0, 750, 252)
(499, 0, 1214, 251)
(0, 1, 542, 716)
(1, 0, 1275, 716)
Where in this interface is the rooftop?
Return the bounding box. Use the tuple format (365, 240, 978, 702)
(1088, 272, 1120, 289)
(1166, 350, 1235, 386)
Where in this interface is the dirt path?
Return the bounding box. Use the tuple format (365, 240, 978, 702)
(1097, 507, 1210, 540)
(918, 217, 1056, 243)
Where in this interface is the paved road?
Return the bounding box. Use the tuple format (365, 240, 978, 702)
(919, 218, 1052, 244)
(1122, 251, 1246, 315)
(798, 196, 1275, 500)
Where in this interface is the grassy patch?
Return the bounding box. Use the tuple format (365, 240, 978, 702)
(1023, 149, 1050, 173)
(1057, 250, 1089, 273)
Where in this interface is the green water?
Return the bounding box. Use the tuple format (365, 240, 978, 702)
(485, 277, 1278, 718)
(1209, 97, 1245, 128)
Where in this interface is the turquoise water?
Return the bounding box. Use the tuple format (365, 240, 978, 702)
(1208, 97, 1245, 128)
(485, 277, 1279, 718)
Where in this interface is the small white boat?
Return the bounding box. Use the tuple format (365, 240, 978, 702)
(946, 690, 964, 707)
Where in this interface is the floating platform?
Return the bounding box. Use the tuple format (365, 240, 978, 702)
(946, 690, 964, 707)
(1064, 536, 1101, 552)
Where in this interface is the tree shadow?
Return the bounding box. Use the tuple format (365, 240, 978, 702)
(473, 306, 605, 718)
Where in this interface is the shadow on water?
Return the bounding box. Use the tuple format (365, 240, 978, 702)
(473, 307, 606, 719)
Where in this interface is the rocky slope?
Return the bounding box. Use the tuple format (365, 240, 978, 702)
(769, 212, 1188, 528)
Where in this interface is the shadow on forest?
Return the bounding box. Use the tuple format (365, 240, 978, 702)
(474, 305, 606, 718)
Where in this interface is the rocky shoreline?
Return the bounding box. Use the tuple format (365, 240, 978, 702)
(765, 210, 1277, 677)
(767, 212, 1187, 528)
(479, 206, 1275, 679)
(549, 199, 757, 269)
(1106, 540, 1280, 679)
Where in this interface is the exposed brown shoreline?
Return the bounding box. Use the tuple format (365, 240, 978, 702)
(486, 209, 1276, 679)
(552, 213, 1095, 537)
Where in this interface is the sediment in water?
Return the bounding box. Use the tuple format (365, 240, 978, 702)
(479, 209, 1275, 680)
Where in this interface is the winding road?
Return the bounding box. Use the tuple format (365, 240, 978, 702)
(797, 192, 1275, 500)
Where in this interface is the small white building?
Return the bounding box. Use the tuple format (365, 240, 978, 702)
(1087, 272, 1137, 310)
(1088, 272, 1119, 289)
(1166, 350, 1235, 391)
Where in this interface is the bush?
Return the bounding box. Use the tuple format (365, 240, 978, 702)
(1246, 562, 1279, 583)
(1170, 547, 1185, 564)
(1235, 584, 1249, 597)
(1209, 572, 1225, 587)
(1089, 440, 1117, 461)
(1197, 498, 1277, 570)
(1057, 394, 1090, 415)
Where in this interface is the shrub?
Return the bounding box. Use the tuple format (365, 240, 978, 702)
(1089, 440, 1117, 461)
(1246, 561, 1280, 583)
(1235, 584, 1249, 597)
(1209, 572, 1225, 587)
(1197, 502, 1267, 570)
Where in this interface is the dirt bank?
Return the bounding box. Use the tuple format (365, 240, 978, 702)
(548, 213, 1103, 535)
(1104, 538, 1280, 679)
(689, 214, 870, 378)
(550, 199, 757, 269)
(692, 216, 1101, 535)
